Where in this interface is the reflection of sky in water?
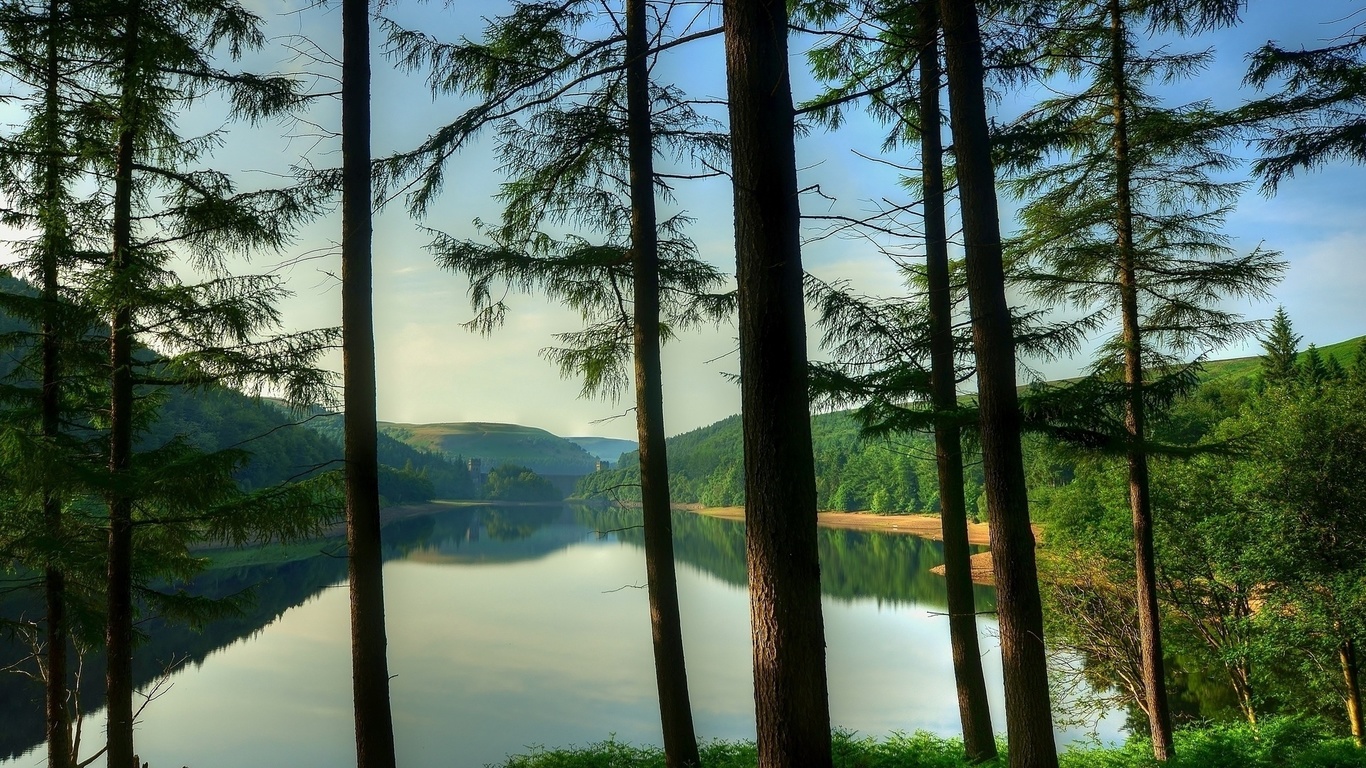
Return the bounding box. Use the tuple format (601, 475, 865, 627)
(3, 527, 1124, 768)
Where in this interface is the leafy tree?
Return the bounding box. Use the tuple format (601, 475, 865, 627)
(483, 464, 560, 503)
(938, 1, 1058, 765)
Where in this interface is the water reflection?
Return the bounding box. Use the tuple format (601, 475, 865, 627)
(576, 507, 996, 610)
(0, 504, 1112, 767)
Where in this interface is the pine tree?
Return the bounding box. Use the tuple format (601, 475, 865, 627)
(1001, 1, 1283, 758)
(938, 1, 1058, 766)
(724, 0, 834, 764)
(795, 1, 996, 758)
(1243, 22, 1366, 190)
(1260, 306, 1300, 385)
(382, 5, 726, 763)
(85, 1, 337, 763)
(1300, 344, 1326, 388)
(340, 0, 398, 762)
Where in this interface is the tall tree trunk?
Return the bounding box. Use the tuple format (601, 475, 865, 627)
(721, 1, 833, 766)
(625, 2, 700, 766)
(937, 2, 1058, 767)
(917, 3, 996, 761)
(105, 6, 139, 767)
(1108, 1, 1174, 758)
(1340, 636, 1363, 747)
(341, 0, 397, 765)
(41, 1, 70, 764)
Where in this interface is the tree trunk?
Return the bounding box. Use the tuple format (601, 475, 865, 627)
(937, 2, 1058, 767)
(721, 1, 833, 766)
(625, 2, 700, 766)
(917, 3, 996, 761)
(1107, 1, 1174, 758)
(105, 7, 139, 767)
(341, 0, 398, 765)
(1341, 637, 1363, 747)
(41, 0, 70, 764)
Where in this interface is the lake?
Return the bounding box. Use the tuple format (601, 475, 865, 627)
(0, 505, 1124, 767)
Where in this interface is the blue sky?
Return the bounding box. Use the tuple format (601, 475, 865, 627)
(6, 0, 1362, 440)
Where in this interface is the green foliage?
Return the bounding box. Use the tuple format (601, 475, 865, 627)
(1260, 306, 1301, 385)
(483, 463, 561, 502)
(488, 720, 1365, 768)
(577, 411, 970, 515)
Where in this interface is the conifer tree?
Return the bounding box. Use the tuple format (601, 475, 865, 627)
(1243, 22, 1366, 190)
(724, 0, 834, 764)
(1001, 1, 1283, 758)
(340, 0, 398, 763)
(938, 1, 1058, 766)
(794, 1, 996, 758)
(85, 1, 337, 764)
(1300, 344, 1326, 388)
(381, 5, 726, 763)
(1260, 306, 1300, 385)
(0, 0, 105, 762)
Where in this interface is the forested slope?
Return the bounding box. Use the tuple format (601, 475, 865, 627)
(577, 336, 1364, 515)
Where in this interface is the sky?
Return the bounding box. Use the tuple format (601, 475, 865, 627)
(4, 0, 1364, 441)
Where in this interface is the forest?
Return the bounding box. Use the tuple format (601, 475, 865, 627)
(0, 0, 1363, 768)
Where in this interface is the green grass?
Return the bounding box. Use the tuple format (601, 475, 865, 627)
(1201, 335, 1364, 384)
(489, 720, 1366, 768)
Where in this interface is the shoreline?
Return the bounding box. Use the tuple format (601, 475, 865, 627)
(678, 504, 994, 547)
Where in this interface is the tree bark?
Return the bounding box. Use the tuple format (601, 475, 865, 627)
(721, 1, 833, 766)
(1107, 1, 1174, 758)
(341, 0, 398, 765)
(105, 6, 139, 767)
(1341, 637, 1363, 747)
(41, 0, 70, 763)
(917, 3, 996, 761)
(937, 2, 1058, 766)
(625, 2, 700, 766)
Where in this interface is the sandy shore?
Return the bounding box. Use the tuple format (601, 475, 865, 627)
(929, 551, 996, 585)
(682, 505, 994, 547)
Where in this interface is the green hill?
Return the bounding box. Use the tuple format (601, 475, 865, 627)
(1199, 335, 1363, 384)
(578, 335, 1365, 514)
(0, 272, 474, 503)
(380, 421, 599, 476)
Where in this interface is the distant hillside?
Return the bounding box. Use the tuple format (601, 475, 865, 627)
(306, 414, 475, 499)
(1199, 335, 1364, 384)
(0, 273, 473, 503)
(578, 335, 1365, 514)
(564, 436, 637, 464)
(380, 421, 599, 476)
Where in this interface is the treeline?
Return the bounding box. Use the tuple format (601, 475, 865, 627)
(577, 412, 988, 515)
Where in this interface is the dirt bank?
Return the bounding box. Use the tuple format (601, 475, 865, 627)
(683, 505, 994, 547)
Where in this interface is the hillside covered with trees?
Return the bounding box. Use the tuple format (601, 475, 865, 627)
(577, 334, 1364, 516)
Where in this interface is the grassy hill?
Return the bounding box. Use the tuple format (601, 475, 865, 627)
(380, 421, 599, 476)
(578, 335, 1365, 514)
(1199, 336, 1363, 384)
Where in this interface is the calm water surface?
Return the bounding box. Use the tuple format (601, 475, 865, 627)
(0, 505, 1123, 767)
